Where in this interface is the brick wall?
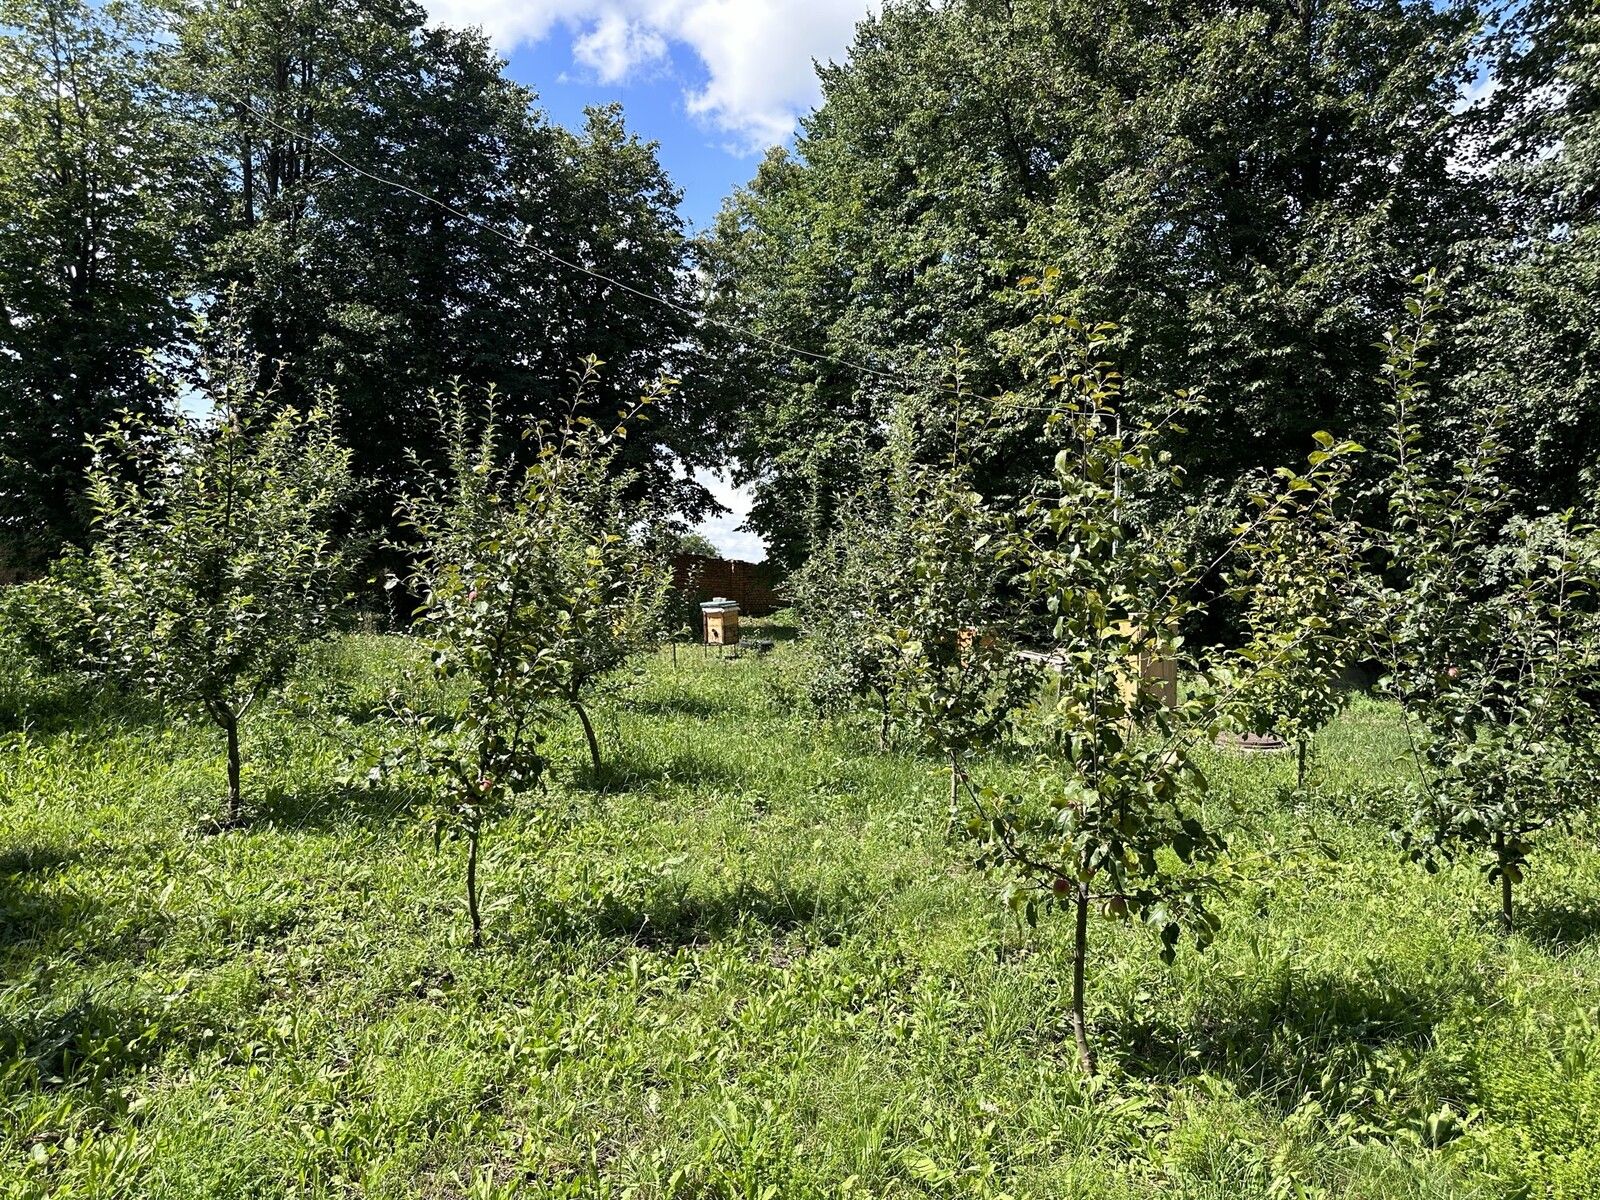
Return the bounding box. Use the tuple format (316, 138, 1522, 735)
(671, 554, 786, 617)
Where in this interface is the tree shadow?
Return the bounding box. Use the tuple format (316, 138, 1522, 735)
(0, 879, 97, 948)
(0, 843, 80, 877)
(0, 841, 186, 974)
(0, 992, 201, 1089)
(311, 697, 393, 727)
(625, 693, 726, 719)
(249, 782, 430, 830)
(572, 748, 747, 794)
(743, 622, 798, 644)
(0, 682, 163, 739)
(0, 843, 86, 956)
(536, 878, 845, 951)
(1100, 969, 1456, 1115)
(1516, 901, 1600, 950)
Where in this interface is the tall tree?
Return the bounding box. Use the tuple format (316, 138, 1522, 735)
(704, 0, 1486, 568)
(1450, 1, 1600, 508)
(0, 0, 200, 573)
(169, 0, 716, 559)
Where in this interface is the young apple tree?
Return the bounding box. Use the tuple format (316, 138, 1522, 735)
(965, 274, 1362, 1073)
(547, 457, 673, 775)
(791, 487, 912, 749)
(979, 312, 1219, 1074)
(81, 338, 352, 826)
(1372, 280, 1600, 934)
(1229, 435, 1365, 789)
(886, 456, 1037, 828)
(387, 370, 666, 945)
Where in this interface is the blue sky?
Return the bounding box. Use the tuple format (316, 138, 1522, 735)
(499, 33, 745, 234)
(420, 3, 882, 559)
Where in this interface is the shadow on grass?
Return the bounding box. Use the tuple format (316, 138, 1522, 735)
(537, 879, 846, 950)
(250, 782, 430, 830)
(0, 879, 97, 948)
(0, 846, 89, 956)
(0, 871, 178, 975)
(0, 681, 163, 740)
(1101, 969, 1458, 1113)
(625, 692, 726, 720)
(0, 991, 203, 1089)
(743, 621, 798, 644)
(0, 843, 81, 877)
(572, 748, 748, 794)
(1517, 901, 1600, 950)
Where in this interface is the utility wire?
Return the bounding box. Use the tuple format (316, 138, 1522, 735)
(146, 6, 1156, 424)
(226, 92, 934, 396)
(209, 87, 1195, 448)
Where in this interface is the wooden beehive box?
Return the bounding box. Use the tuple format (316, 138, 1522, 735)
(701, 598, 741, 646)
(1111, 622, 1178, 711)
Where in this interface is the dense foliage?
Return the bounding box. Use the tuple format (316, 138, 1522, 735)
(704, 0, 1487, 566)
(1450, 0, 1600, 508)
(0, 0, 203, 572)
(0, 0, 720, 576)
(1371, 283, 1600, 933)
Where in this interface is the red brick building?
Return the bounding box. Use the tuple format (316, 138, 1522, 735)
(671, 554, 786, 617)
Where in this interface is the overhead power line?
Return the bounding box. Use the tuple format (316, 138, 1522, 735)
(227, 92, 928, 395)
(205, 86, 1138, 429)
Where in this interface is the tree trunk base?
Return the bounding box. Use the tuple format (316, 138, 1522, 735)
(575, 701, 602, 776)
(1071, 882, 1097, 1075)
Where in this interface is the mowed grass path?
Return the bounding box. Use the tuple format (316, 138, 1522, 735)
(3, 632, 1599, 1198)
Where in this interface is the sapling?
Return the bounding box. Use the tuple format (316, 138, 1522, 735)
(886, 459, 1036, 827)
(388, 370, 665, 944)
(976, 310, 1220, 1074)
(790, 488, 910, 749)
(548, 458, 672, 774)
(1230, 435, 1365, 789)
(80, 335, 352, 825)
(1372, 279, 1600, 933)
(964, 276, 1362, 1072)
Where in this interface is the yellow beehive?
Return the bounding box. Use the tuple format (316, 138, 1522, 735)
(1111, 622, 1178, 711)
(701, 598, 741, 646)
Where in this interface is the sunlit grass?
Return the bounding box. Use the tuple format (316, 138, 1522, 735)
(2, 631, 1597, 1197)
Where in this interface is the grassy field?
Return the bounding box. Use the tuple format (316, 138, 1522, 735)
(2, 627, 1599, 1198)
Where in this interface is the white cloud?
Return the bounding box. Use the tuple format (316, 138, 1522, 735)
(572, 11, 668, 84)
(424, 0, 569, 49)
(692, 468, 767, 561)
(423, 1, 878, 153)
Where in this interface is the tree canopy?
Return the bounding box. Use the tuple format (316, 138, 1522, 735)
(2, 0, 1596, 589)
(0, 0, 203, 572)
(1, 0, 721, 576)
(704, 0, 1489, 566)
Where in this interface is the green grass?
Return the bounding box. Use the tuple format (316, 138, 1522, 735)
(3, 631, 1599, 1198)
